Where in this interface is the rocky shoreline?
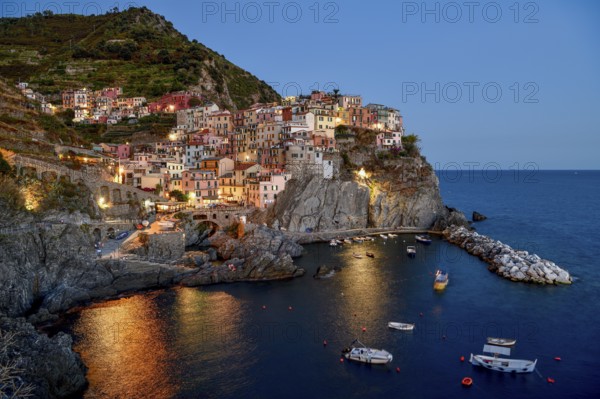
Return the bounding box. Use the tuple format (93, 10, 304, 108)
(0, 222, 304, 398)
(443, 225, 572, 285)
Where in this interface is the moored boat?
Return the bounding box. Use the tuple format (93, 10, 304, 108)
(388, 233, 398, 238)
(380, 234, 388, 239)
(487, 337, 517, 347)
(352, 253, 363, 259)
(416, 234, 432, 244)
(329, 240, 338, 247)
(433, 269, 449, 290)
(342, 339, 393, 364)
(344, 239, 352, 244)
(470, 344, 536, 373)
(406, 246, 416, 257)
(353, 237, 364, 243)
(366, 252, 375, 258)
(388, 322, 415, 331)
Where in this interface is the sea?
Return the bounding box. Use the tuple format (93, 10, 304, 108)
(59, 170, 600, 398)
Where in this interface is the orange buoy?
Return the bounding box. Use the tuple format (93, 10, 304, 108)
(554, 357, 562, 361)
(396, 367, 400, 373)
(460, 356, 465, 362)
(547, 377, 555, 383)
(461, 377, 473, 387)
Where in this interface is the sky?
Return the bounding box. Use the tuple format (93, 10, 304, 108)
(5, 0, 600, 169)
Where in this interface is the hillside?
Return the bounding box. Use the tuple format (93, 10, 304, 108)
(0, 7, 280, 110)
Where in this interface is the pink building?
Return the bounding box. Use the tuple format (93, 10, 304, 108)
(376, 132, 403, 150)
(117, 144, 131, 159)
(248, 172, 291, 208)
(182, 169, 219, 206)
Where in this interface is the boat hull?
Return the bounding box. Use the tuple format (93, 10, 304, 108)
(433, 280, 448, 290)
(344, 352, 393, 364)
(470, 354, 537, 373)
(487, 338, 517, 347)
(388, 322, 415, 331)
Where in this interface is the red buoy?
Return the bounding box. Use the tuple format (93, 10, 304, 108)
(362, 327, 366, 332)
(461, 377, 473, 387)
(460, 356, 465, 362)
(288, 306, 293, 311)
(323, 340, 327, 346)
(554, 357, 562, 361)
(340, 358, 344, 363)
(261, 305, 266, 310)
(547, 377, 555, 384)
(396, 367, 400, 373)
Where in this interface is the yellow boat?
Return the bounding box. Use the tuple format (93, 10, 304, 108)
(433, 269, 449, 290)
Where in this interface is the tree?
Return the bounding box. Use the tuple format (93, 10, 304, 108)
(169, 190, 188, 202)
(188, 97, 202, 108)
(0, 153, 11, 175)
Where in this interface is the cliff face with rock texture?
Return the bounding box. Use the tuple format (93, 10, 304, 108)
(263, 156, 467, 232)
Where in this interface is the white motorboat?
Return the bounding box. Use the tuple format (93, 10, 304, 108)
(470, 344, 537, 373)
(388, 322, 415, 331)
(487, 337, 517, 347)
(380, 234, 388, 239)
(406, 246, 416, 257)
(415, 234, 432, 244)
(329, 240, 338, 247)
(344, 239, 352, 244)
(352, 253, 363, 259)
(353, 237, 364, 243)
(388, 233, 398, 238)
(342, 339, 393, 364)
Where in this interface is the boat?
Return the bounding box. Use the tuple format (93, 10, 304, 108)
(341, 339, 393, 364)
(352, 253, 363, 259)
(366, 252, 375, 258)
(470, 344, 537, 373)
(353, 237, 364, 243)
(487, 337, 517, 347)
(364, 236, 375, 241)
(415, 234, 432, 244)
(329, 240, 338, 247)
(344, 239, 352, 244)
(115, 231, 129, 240)
(406, 246, 416, 258)
(388, 233, 398, 238)
(433, 269, 449, 290)
(388, 322, 415, 331)
(380, 234, 388, 239)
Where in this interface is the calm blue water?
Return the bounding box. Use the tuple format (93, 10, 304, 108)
(63, 171, 600, 398)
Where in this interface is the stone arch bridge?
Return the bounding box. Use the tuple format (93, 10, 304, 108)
(185, 206, 254, 229)
(14, 155, 163, 205)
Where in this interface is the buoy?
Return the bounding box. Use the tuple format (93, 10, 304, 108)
(547, 377, 555, 384)
(442, 335, 447, 340)
(362, 327, 366, 332)
(461, 377, 473, 387)
(460, 356, 465, 362)
(288, 306, 293, 311)
(396, 367, 400, 373)
(340, 358, 344, 363)
(261, 305, 266, 310)
(323, 340, 327, 346)
(554, 357, 562, 361)
(419, 312, 424, 317)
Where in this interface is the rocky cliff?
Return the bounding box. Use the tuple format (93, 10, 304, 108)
(263, 156, 467, 232)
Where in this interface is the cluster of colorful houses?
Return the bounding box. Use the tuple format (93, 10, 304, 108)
(54, 88, 405, 209)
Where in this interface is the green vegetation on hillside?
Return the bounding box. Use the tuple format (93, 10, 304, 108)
(0, 7, 279, 109)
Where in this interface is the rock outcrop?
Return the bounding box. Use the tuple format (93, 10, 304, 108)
(263, 157, 467, 232)
(179, 224, 305, 285)
(0, 317, 87, 399)
(443, 225, 572, 285)
(472, 211, 488, 222)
